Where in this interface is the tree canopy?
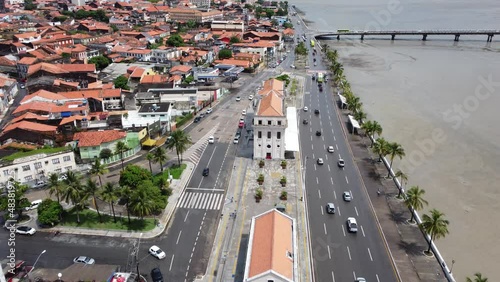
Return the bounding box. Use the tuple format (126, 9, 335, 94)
(119, 165, 153, 188)
(37, 199, 63, 226)
(88, 55, 111, 71)
(74, 9, 109, 23)
(166, 34, 184, 47)
(218, 49, 233, 59)
(114, 75, 130, 90)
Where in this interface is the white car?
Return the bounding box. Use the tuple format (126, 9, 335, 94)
(338, 158, 345, 168)
(248, 95, 254, 100)
(290, 64, 296, 69)
(73, 256, 95, 265)
(317, 158, 324, 165)
(355, 278, 366, 282)
(343, 191, 352, 202)
(236, 96, 241, 101)
(15, 226, 36, 236)
(32, 181, 46, 189)
(206, 108, 213, 114)
(303, 106, 308, 112)
(208, 136, 215, 144)
(149, 245, 166, 259)
(233, 136, 240, 144)
(242, 110, 246, 115)
(327, 146, 335, 153)
(347, 217, 358, 233)
(25, 199, 42, 211)
(58, 174, 67, 181)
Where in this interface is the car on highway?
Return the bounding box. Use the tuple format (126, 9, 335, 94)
(151, 268, 164, 282)
(236, 96, 241, 101)
(194, 116, 201, 123)
(149, 245, 166, 259)
(73, 256, 95, 265)
(242, 109, 246, 115)
(346, 217, 358, 233)
(343, 191, 352, 202)
(303, 106, 308, 112)
(314, 109, 320, 115)
(303, 119, 308, 125)
(202, 168, 209, 176)
(355, 278, 366, 282)
(316, 130, 321, 136)
(317, 158, 324, 165)
(325, 203, 335, 214)
(208, 136, 215, 144)
(15, 226, 36, 236)
(248, 95, 254, 100)
(327, 146, 334, 153)
(233, 136, 240, 144)
(206, 108, 213, 114)
(338, 158, 345, 168)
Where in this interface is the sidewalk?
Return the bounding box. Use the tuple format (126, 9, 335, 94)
(38, 161, 195, 239)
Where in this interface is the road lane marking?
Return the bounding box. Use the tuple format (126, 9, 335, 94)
(313, 153, 315, 159)
(338, 153, 341, 159)
(321, 206, 324, 215)
(336, 144, 339, 150)
(318, 190, 322, 199)
(328, 164, 331, 171)
(316, 177, 319, 184)
(312, 144, 314, 150)
(322, 136, 325, 141)
(334, 190, 337, 199)
(331, 177, 334, 185)
(368, 248, 373, 261)
(334, 136, 336, 141)
(350, 190, 353, 200)
(361, 225, 366, 237)
(342, 225, 346, 236)
(184, 211, 190, 222)
(355, 206, 359, 216)
(324, 223, 327, 235)
(337, 207, 341, 216)
(314, 164, 317, 170)
(327, 245, 332, 259)
(176, 231, 182, 245)
(347, 246, 352, 260)
(345, 176, 349, 184)
(323, 144, 326, 150)
(310, 136, 313, 141)
(332, 271, 336, 282)
(376, 274, 380, 282)
(169, 255, 175, 271)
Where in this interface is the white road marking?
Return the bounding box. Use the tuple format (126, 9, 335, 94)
(334, 136, 336, 141)
(337, 207, 342, 216)
(321, 206, 324, 215)
(312, 144, 314, 150)
(331, 177, 334, 185)
(347, 246, 352, 260)
(355, 206, 359, 216)
(328, 164, 331, 171)
(322, 136, 325, 141)
(176, 231, 182, 245)
(314, 164, 317, 170)
(342, 225, 346, 236)
(324, 223, 327, 235)
(313, 153, 315, 159)
(323, 144, 326, 150)
(345, 176, 349, 184)
(169, 255, 175, 271)
(310, 127, 312, 132)
(361, 225, 366, 237)
(334, 190, 337, 199)
(316, 177, 319, 184)
(350, 190, 353, 200)
(368, 248, 373, 261)
(327, 245, 332, 259)
(376, 274, 380, 282)
(336, 144, 339, 150)
(332, 271, 336, 282)
(325, 154, 328, 160)
(338, 153, 341, 159)
(318, 190, 322, 199)
(184, 211, 190, 222)
(311, 136, 313, 141)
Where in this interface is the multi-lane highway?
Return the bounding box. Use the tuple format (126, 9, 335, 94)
(293, 13, 398, 282)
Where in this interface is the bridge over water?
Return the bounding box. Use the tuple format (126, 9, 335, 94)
(315, 30, 500, 42)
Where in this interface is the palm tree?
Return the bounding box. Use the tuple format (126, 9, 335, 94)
(372, 137, 390, 162)
(119, 186, 132, 225)
(394, 169, 408, 198)
(100, 182, 118, 222)
(84, 178, 102, 222)
(153, 147, 168, 172)
(47, 173, 64, 203)
(115, 141, 129, 171)
(420, 209, 450, 253)
(404, 186, 428, 222)
(62, 171, 85, 224)
(387, 142, 406, 177)
(129, 188, 154, 219)
(466, 273, 488, 282)
(166, 130, 191, 165)
(146, 153, 155, 174)
(353, 109, 367, 124)
(346, 95, 362, 113)
(90, 159, 108, 186)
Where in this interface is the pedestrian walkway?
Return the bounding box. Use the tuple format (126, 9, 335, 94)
(184, 125, 219, 164)
(176, 190, 225, 210)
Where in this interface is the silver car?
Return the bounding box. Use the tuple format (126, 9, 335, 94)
(74, 256, 95, 265)
(343, 191, 352, 202)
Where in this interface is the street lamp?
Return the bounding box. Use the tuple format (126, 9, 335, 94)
(449, 259, 455, 274)
(27, 250, 46, 279)
(136, 233, 143, 282)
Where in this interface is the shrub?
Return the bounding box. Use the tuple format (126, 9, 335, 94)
(37, 199, 63, 226)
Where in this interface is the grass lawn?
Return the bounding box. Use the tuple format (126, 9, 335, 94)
(156, 163, 186, 180)
(61, 208, 156, 231)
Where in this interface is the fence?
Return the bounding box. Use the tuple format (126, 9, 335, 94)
(101, 145, 141, 165)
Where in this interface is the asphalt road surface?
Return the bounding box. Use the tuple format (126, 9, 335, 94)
(292, 14, 398, 282)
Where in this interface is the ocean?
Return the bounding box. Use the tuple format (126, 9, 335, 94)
(291, 0, 500, 280)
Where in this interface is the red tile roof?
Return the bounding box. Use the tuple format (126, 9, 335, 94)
(73, 130, 127, 147)
(4, 121, 57, 133)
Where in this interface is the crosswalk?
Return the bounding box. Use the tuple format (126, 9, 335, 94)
(184, 125, 218, 164)
(177, 191, 224, 210)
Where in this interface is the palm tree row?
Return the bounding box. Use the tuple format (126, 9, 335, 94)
(166, 130, 191, 166)
(323, 45, 451, 259)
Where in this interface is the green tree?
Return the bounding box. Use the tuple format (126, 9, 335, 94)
(283, 22, 293, 29)
(166, 130, 191, 165)
(99, 148, 113, 160)
(129, 182, 155, 218)
(229, 36, 240, 44)
(48, 173, 64, 203)
(54, 16, 68, 22)
(270, 19, 279, 27)
(265, 9, 275, 18)
(114, 75, 130, 90)
(110, 24, 119, 33)
(404, 186, 428, 222)
(394, 169, 408, 198)
(276, 8, 286, 16)
(420, 209, 450, 253)
(295, 41, 307, 56)
(146, 153, 155, 174)
(119, 165, 153, 188)
(353, 109, 367, 124)
(218, 48, 233, 59)
(372, 137, 390, 162)
(119, 186, 132, 225)
(466, 273, 488, 282)
(387, 142, 405, 177)
(186, 20, 197, 29)
(24, 0, 36, 10)
(166, 34, 184, 47)
(115, 141, 129, 171)
(37, 199, 63, 226)
(100, 182, 118, 222)
(153, 147, 168, 172)
(62, 171, 86, 223)
(244, 4, 254, 10)
(88, 55, 111, 71)
(90, 159, 108, 187)
(84, 178, 102, 222)
(0, 181, 30, 219)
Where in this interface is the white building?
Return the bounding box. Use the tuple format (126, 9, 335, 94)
(0, 149, 76, 186)
(151, 47, 181, 63)
(253, 78, 286, 160)
(211, 20, 244, 32)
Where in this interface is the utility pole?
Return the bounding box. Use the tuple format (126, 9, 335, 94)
(136, 233, 143, 282)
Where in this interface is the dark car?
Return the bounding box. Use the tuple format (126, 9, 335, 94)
(151, 267, 164, 282)
(202, 168, 209, 176)
(319, 85, 323, 92)
(303, 119, 308, 125)
(314, 109, 320, 115)
(194, 116, 201, 123)
(316, 130, 322, 136)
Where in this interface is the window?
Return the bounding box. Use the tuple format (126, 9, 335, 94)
(55, 168, 62, 173)
(24, 176, 33, 181)
(277, 132, 281, 139)
(258, 119, 262, 125)
(258, 131, 262, 138)
(277, 121, 282, 125)
(52, 158, 60, 164)
(22, 165, 30, 171)
(34, 162, 42, 169)
(267, 131, 271, 138)
(65, 166, 72, 171)
(267, 120, 272, 125)
(63, 156, 71, 162)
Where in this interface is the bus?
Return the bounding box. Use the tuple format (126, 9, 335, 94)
(337, 29, 350, 33)
(310, 39, 315, 47)
(317, 72, 324, 83)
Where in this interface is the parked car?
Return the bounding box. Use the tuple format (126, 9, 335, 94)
(149, 245, 166, 259)
(343, 191, 352, 202)
(25, 199, 42, 211)
(206, 108, 213, 114)
(151, 268, 164, 282)
(242, 110, 246, 115)
(236, 96, 241, 101)
(15, 226, 36, 236)
(73, 256, 95, 265)
(58, 174, 67, 181)
(355, 278, 366, 282)
(32, 181, 46, 189)
(346, 217, 358, 233)
(248, 95, 254, 100)
(290, 64, 296, 69)
(194, 116, 201, 123)
(233, 136, 240, 144)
